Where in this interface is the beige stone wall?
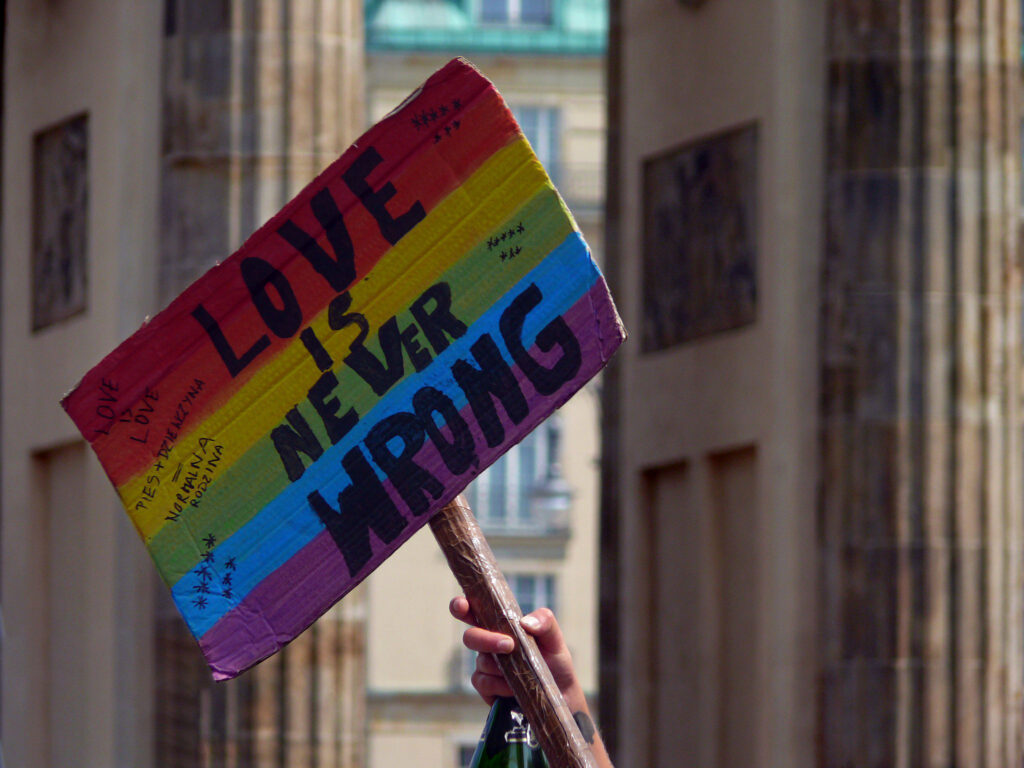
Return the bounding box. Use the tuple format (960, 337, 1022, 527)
(155, 3, 370, 766)
(605, 0, 825, 766)
(160, 0, 365, 302)
(818, 2, 1023, 766)
(606, 1, 1023, 767)
(3, 1, 370, 766)
(1, 1, 164, 767)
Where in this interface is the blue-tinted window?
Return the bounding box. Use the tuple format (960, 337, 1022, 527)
(514, 105, 560, 184)
(509, 573, 557, 615)
(459, 744, 478, 768)
(480, 0, 508, 23)
(478, 0, 553, 26)
(465, 426, 548, 531)
(520, 0, 552, 25)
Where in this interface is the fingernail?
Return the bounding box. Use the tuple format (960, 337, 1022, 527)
(521, 615, 541, 631)
(498, 638, 514, 653)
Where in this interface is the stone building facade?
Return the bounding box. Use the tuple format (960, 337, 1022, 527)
(1, 1, 367, 766)
(602, 1, 1023, 767)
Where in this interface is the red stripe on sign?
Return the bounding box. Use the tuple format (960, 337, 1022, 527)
(63, 60, 519, 489)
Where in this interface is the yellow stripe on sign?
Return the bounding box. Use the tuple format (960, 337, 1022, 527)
(144, 186, 574, 586)
(120, 138, 551, 541)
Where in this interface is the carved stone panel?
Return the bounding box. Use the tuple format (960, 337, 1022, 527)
(32, 113, 89, 331)
(641, 123, 758, 353)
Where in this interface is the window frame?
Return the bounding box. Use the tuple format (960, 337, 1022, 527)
(477, 0, 555, 29)
(464, 423, 552, 533)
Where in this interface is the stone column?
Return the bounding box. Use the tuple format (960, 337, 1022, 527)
(820, 2, 1022, 766)
(155, 2, 367, 765)
(159, 0, 364, 302)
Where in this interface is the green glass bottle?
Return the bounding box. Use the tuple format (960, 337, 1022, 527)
(467, 697, 550, 768)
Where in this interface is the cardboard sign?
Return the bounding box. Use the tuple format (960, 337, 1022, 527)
(61, 58, 625, 680)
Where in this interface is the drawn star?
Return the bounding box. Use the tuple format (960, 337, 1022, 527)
(196, 564, 212, 580)
(412, 115, 423, 129)
(202, 550, 216, 563)
(452, 98, 462, 110)
(203, 533, 217, 549)
(429, 109, 438, 122)
(221, 573, 233, 587)
(193, 596, 208, 610)
(444, 124, 452, 136)
(517, 222, 525, 234)
(434, 133, 442, 144)
(225, 557, 237, 571)
(440, 104, 449, 116)
(194, 582, 210, 594)
(453, 119, 461, 130)
(222, 588, 234, 600)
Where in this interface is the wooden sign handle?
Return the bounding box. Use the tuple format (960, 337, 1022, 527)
(430, 495, 598, 768)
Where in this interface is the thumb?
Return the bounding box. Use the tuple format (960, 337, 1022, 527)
(520, 608, 566, 656)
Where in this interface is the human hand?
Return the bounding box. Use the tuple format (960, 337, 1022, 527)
(448, 595, 583, 709)
(449, 595, 614, 768)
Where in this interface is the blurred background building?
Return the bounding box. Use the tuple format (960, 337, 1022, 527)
(1, 1, 604, 768)
(3, 1, 368, 766)
(601, 2, 1024, 767)
(5, 1, 1024, 768)
(362, 3, 606, 767)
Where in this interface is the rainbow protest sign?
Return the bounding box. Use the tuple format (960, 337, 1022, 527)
(61, 58, 624, 680)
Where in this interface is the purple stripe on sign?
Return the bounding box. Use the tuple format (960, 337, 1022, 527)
(201, 278, 624, 679)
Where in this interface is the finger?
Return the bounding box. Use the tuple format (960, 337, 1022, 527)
(519, 608, 577, 692)
(475, 651, 502, 677)
(449, 596, 476, 626)
(463, 626, 515, 654)
(519, 607, 566, 655)
(472, 669, 513, 703)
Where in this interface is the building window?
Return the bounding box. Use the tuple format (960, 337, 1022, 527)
(32, 113, 89, 331)
(466, 426, 546, 531)
(641, 123, 758, 352)
(513, 106, 561, 185)
(479, 0, 553, 26)
(508, 573, 557, 615)
(464, 415, 571, 534)
(458, 742, 479, 768)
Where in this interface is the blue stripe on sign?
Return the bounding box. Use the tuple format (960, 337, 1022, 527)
(173, 231, 599, 637)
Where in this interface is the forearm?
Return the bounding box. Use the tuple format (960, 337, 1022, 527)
(559, 683, 613, 768)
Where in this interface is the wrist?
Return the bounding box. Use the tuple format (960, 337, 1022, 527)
(561, 681, 590, 717)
